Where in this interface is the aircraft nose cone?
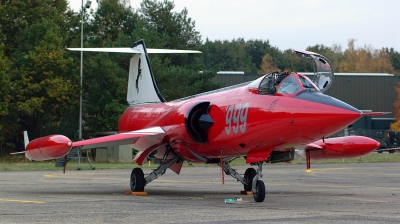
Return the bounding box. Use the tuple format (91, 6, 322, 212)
(296, 91, 361, 114)
(293, 91, 362, 136)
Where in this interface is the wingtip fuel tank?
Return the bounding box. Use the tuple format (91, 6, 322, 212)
(25, 135, 72, 161)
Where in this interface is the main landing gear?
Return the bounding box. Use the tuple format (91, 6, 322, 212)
(221, 161, 265, 202)
(130, 147, 181, 192)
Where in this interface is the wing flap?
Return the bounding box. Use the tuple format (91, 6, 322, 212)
(72, 127, 165, 150)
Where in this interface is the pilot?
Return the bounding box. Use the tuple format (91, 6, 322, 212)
(273, 70, 290, 93)
(276, 70, 290, 85)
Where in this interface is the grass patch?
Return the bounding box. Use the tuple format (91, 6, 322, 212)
(0, 152, 399, 171)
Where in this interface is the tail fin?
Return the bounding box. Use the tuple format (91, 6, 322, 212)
(67, 39, 201, 105)
(127, 40, 166, 105)
(23, 130, 29, 149)
(10, 131, 29, 157)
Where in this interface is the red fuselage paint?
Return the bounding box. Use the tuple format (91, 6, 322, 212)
(118, 74, 367, 163)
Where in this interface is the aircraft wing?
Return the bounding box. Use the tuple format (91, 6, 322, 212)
(72, 127, 165, 149)
(24, 127, 165, 161)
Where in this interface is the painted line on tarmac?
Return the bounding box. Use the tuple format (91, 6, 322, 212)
(0, 198, 45, 204)
(333, 196, 387, 203)
(45, 174, 129, 181)
(44, 174, 232, 184)
(304, 170, 400, 176)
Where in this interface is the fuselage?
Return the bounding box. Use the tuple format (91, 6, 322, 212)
(118, 73, 362, 163)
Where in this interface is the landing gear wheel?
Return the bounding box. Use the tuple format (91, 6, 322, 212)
(244, 168, 257, 191)
(253, 180, 265, 202)
(130, 168, 145, 192)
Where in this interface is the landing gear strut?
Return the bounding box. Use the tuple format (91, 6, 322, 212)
(220, 160, 266, 202)
(130, 146, 181, 192)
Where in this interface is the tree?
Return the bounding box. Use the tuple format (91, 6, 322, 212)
(0, 40, 11, 155)
(202, 38, 256, 73)
(338, 39, 394, 73)
(137, 0, 201, 50)
(135, 0, 219, 100)
(243, 39, 274, 71)
(89, 0, 137, 47)
(385, 48, 400, 75)
(259, 54, 278, 74)
(0, 0, 78, 153)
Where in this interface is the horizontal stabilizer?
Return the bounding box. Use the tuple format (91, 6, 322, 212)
(10, 151, 26, 155)
(67, 48, 201, 54)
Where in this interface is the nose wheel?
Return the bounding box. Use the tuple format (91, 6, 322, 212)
(253, 180, 265, 202)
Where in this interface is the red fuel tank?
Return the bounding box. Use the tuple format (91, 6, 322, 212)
(310, 136, 380, 159)
(25, 135, 72, 161)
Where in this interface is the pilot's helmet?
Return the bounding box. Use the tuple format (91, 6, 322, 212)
(276, 73, 289, 84)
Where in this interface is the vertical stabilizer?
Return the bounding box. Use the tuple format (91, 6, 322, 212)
(127, 40, 166, 105)
(23, 131, 29, 149)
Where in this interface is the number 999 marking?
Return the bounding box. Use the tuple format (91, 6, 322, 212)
(225, 103, 249, 135)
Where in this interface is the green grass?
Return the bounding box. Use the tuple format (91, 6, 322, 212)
(1, 152, 399, 171)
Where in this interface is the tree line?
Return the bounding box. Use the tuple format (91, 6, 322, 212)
(1, 0, 400, 155)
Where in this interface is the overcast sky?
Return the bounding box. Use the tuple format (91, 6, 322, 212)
(69, 0, 400, 51)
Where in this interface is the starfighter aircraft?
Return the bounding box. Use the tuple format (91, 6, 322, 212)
(22, 40, 381, 202)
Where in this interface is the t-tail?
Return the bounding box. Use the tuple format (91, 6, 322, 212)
(68, 39, 201, 105)
(10, 40, 200, 162)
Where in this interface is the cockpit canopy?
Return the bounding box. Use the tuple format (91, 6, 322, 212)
(294, 50, 334, 93)
(250, 72, 319, 96)
(249, 50, 334, 95)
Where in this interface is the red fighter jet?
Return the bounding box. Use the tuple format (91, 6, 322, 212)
(23, 40, 381, 202)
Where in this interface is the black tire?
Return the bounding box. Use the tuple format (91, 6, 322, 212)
(244, 168, 257, 191)
(389, 150, 395, 153)
(130, 168, 145, 192)
(253, 180, 265, 202)
(378, 151, 383, 153)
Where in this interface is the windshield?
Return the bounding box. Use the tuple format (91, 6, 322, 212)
(258, 73, 277, 94)
(277, 75, 301, 95)
(298, 75, 319, 91)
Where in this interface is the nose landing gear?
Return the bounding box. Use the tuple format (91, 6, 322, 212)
(250, 162, 265, 202)
(221, 160, 266, 202)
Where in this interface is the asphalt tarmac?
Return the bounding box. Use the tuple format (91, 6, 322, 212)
(1, 162, 399, 223)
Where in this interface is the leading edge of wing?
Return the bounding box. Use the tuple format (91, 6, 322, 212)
(67, 48, 201, 54)
(72, 126, 165, 150)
